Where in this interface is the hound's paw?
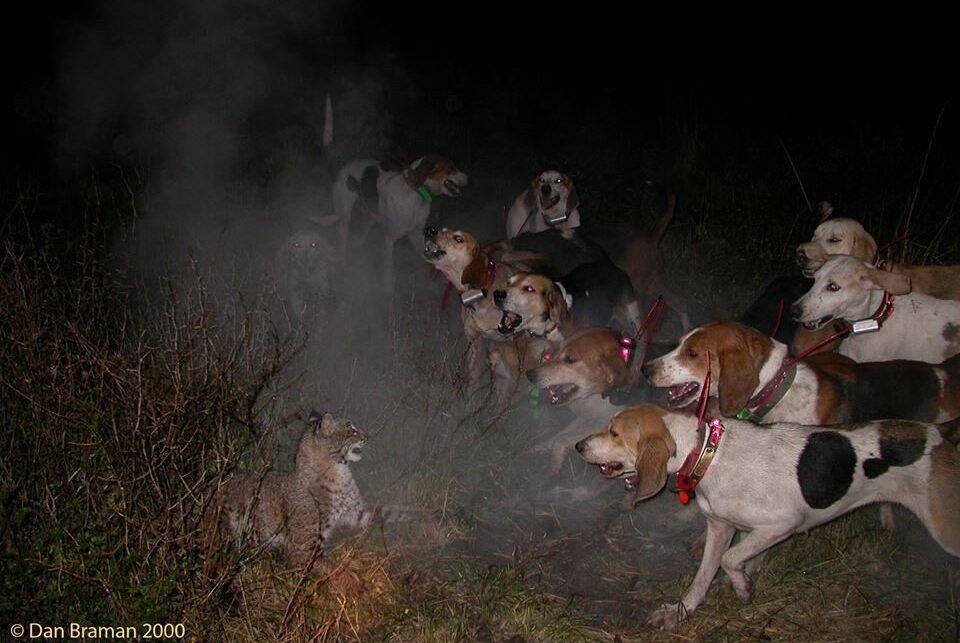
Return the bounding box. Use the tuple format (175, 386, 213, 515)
(648, 603, 685, 631)
(730, 574, 753, 603)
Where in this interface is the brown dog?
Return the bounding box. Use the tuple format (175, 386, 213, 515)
(797, 217, 960, 301)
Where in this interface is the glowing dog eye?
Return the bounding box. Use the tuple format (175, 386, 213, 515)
(310, 242, 317, 247)
(454, 235, 464, 243)
(828, 237, 840, 243)
(522, 285, 535, 293)
(564, 355, 577, 364)
(827, 282, 841, 292)
(293, 242, 300, 248)
(554, 178, 562, 184)
(542, 352, 553, 362)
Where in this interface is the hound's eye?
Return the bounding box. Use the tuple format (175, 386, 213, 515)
(537, 177, 545, 184)
(554, 178, 562, 184)
(293, 242, 300, 248)
(827, 282, 841, 292)
(686, 348, 698, 358)
(454, 235, 464, 243)
(522, 285, 536, 293)
(564, 355, 577, 364)
(310, 241, 317, 248)
(828, 237, 840, 243)
(610, 430, 618, 438)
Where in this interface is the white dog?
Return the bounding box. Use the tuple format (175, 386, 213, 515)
(332, 155, 468, 292)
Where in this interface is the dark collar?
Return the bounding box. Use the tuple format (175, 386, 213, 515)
(737, 358, 798, 422)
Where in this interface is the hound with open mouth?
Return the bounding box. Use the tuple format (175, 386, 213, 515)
(332, 155, 468, 294)
(791, 255, 960, 363)
(576, 404, 960, 632)
(524, 326, 658, 473)
(422, 226, 553, 400)
(505, 170, 581, 239)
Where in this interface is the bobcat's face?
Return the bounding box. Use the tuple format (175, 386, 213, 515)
(328, 424, 367, 463)
(305, 411, 367, 464)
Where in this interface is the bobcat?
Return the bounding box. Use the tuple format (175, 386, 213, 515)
(213, 411, 371, 567)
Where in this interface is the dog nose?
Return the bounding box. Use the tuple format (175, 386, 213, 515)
(795, 248, 807, 266)
(574, 439, 586, 453)
(790, 301, 804, 321)
(493, 290, 506, 304)
(424, 226, 438, 239)
(640, 362, 652, 379)
(540, 184, 552, 197)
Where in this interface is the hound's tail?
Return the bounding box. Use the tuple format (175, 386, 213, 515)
(648, 182, 677, 243)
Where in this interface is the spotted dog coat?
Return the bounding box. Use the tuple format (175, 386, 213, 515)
(575, 405, 960, 631)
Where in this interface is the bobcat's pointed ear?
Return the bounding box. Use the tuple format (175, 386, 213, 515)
(316, 412, 337, 435)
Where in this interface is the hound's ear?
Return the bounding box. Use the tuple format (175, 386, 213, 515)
(529, 174, 541, 192)
(565, 182, 581, 215)
(405, 155, 439, 189)
(632, 431, 673, 503)
(817, 201, 835, 223)
(598, 347, 631, 389)
(461, 254, 488, 289)
(852, 228, 878, 263)
(861, 267, 911, 295)
(718, 345, 762, 418)
(545, 283, 568, 324)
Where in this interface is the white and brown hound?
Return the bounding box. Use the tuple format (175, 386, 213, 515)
(643, 320, 960, 424)
(525, 326, 657, 473)
(422, 226, 553, 398)
(333, 155, 468, 292)
(792, 255, 960, 363)
(505, 170, 581, 239)
(576, 404, 960, 631)
(796, 217, 960, 301)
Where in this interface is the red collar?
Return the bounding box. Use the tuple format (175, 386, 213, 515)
(675, 417, 725, 505)
(850, 291, 895, 334)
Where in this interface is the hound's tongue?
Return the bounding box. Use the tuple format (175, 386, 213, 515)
(498, 311, 522, 334)
(667, 381, 699, 407)
(600, 462, 623, 477)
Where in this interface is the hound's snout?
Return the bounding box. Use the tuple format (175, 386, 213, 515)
(640, 362, 653, 379)
(424, 226, 438, 239)
(796, 248, 807, 266)
(790, 301, 804, 321)
(540, 183, 552, 197)
(493, 290, 506, 304)
(574, 439, 586, 453)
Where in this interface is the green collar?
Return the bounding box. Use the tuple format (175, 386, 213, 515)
(416, 186, 433, 203)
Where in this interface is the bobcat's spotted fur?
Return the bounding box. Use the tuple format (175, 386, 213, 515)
(214, 412, 370, 566)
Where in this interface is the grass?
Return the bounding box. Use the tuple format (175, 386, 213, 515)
(3, 107, 960, 641)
